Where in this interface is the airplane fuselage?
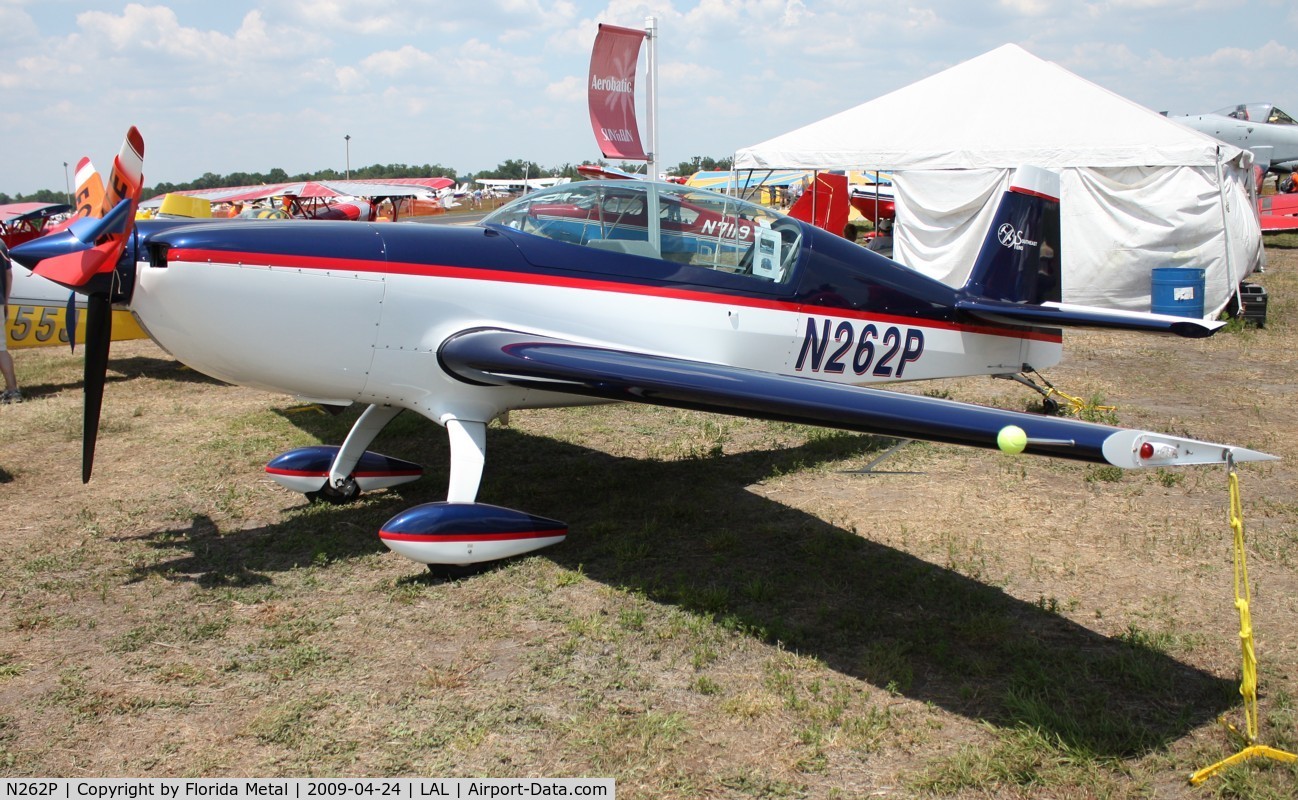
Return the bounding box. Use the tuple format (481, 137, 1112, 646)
(128, 218, 1061, 426)
(1173, 104, 1298, 173)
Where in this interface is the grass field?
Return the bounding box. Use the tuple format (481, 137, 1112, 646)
(1, 241, 1297, 798)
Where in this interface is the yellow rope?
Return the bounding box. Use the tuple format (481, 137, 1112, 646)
(284, 403, 327, 415)
(1189, 462, 1298, 785)
(1230, 468, 1259, 743)
(1042, 386, 1115, 415)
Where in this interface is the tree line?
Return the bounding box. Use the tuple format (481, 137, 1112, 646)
(0, 155, 735, 205)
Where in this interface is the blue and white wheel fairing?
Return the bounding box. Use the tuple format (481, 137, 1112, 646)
(265, 445, 423, 494)
(379, 502, 567, 565)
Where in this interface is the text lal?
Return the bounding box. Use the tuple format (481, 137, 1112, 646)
(426, 783, 585, 796)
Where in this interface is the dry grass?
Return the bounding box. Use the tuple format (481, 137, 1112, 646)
(1, 244, 1297, 797)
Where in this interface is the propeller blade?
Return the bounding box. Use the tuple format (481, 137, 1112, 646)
(82, 294, 112, 483)
(73, 156, 106, 220)
(66, 291, 78, 352)
(101, 126, 144, 219)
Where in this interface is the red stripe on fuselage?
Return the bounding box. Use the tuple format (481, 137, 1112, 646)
(167, 247, 1063, 344)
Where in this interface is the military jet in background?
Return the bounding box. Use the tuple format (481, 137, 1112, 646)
(1170, 103, 1298, 177)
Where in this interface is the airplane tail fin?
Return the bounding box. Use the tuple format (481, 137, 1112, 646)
(961, 165, 1059, 304)
(958, 166, 1221, 338)
(787, 172, 850, 235)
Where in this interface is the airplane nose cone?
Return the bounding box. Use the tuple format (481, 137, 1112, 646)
(8, 230, 86, 269)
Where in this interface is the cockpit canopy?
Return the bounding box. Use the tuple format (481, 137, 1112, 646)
(481, 180, 803, 284)
(1213, 104, 1297, 125)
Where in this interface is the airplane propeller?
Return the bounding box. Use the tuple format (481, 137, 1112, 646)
(9, 127, 144, 482)
(79, 292, 113, 481)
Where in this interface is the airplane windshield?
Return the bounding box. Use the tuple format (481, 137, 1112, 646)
(1213, 103, 1297, 125)
(482, 180, 802, 284)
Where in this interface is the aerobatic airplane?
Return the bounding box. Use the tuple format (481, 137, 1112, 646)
(12, 128, 1276, 570)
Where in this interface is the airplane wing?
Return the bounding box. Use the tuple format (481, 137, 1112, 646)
(0, 202, 73, 224)
(440, 328, 1273, 468)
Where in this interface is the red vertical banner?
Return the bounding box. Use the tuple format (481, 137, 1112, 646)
(588, 24, 647, 161)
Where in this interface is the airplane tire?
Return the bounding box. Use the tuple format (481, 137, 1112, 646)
(306, 477, 361, 505)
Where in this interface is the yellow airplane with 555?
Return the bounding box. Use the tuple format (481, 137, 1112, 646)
(6, 266, 147, 349)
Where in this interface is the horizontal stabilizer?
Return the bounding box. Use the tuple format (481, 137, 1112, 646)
(955, 298, 1223, 338)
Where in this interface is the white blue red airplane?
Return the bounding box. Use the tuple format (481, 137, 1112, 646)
(11, 128, 1276, 570)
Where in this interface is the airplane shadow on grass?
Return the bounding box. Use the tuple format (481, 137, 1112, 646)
(21, 354, 227, 401)
(129, 405, 1234, 760)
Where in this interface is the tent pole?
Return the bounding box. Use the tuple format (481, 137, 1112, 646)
(643, 16, 660, 253)
(1215, 146, 1240, 314)
(644, 16, 658, 181)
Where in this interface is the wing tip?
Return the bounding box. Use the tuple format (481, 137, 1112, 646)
(1101, 429, 1279, 468)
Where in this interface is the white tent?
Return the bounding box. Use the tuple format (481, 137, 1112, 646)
(735, 44, 1262, 316)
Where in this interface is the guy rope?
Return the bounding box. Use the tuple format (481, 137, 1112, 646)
(1189, 454, 1297, 784)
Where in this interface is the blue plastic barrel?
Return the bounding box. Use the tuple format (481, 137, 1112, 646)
(1150, 267, 1206, 318)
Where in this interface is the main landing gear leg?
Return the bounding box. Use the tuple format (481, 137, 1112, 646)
(309, 404, 403, 504)
(423, 417, 489, 579)
(445, 417, 487, 503)
(374, 415, 567, 576)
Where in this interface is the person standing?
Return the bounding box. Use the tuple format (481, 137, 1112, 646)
(0, 240, 21, 403)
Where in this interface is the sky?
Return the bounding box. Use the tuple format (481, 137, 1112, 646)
(2, 0, 1296, 195)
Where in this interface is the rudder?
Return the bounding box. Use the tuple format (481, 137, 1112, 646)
(962, 165, 1060, 303)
